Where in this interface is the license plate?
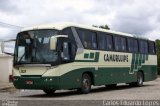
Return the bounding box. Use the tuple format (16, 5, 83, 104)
(26, 80, 33, 85)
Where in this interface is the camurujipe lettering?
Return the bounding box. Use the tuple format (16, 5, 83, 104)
(104, 54, 128, 62)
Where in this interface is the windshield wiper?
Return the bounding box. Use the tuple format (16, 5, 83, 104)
(18, 52, 26, 63)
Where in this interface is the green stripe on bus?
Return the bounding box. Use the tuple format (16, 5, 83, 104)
(134, 54, 139, 70)
(75, 52, 100, 62)
(130, 53, 135, 73)
(142, 54, 145, 63)
(146, 54, 148, 60)
(90, 52, 95, 59)
(84, 53, 89, 59)
(138, 54, 142, 66)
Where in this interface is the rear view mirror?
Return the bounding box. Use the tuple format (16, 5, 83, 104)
(50, 35, 68, 50)
(50, 36, 57, 50)
(1, 39, 15, 56)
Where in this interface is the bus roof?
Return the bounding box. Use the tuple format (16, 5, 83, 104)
(21, 22, 154, 41)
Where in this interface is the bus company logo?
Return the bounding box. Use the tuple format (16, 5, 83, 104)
(104, 54, 129, 62)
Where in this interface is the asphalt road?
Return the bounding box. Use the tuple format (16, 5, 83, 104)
(0, 77, 160, 106)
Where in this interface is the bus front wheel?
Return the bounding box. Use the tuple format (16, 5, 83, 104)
(79, 73, 91, 94)
(43, 89, 56, 95)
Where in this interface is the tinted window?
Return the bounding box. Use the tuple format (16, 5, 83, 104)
(121, 37, 127, 51)
(139, 40, 144, 53)
(98, 33, 113, 50)
(149, 42, 155, 54)
(114, 36, 121, 51)
(98, 33, 106, 50)
(84, 31, 92, 48)
(133, 39, 138, 53)
(62, 28, 75, 42)
(114, 36, 126, 51)
(127, 38, 134, 52)
(127, 38, 138, 53)
(139, 40, 148, 54)
(77, 28, 97, 49)
(144, 41, 148, 53)
(77, 29, 85, 46)
(91, 32, 97, 49)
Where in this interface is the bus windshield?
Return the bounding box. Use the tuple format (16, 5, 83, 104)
(14, 29, 59, 65)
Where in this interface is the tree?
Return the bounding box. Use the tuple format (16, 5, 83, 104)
(156, 39, 160, 74)
(92, 24, 110, 30)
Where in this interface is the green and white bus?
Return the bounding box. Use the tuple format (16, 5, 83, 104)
(9, 23, 157, 94)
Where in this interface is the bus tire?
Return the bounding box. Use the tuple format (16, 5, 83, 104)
(136, 71, 144, 86)
(129, 71, 144, 87)
(79, 73, 91, 94)
(43, 89, 56, 95)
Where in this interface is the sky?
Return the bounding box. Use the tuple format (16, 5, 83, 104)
(0, 0, 160, 40)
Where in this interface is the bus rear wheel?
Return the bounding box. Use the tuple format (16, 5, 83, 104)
(137, 71, 144, 86)
(79, 73, 91, 94)
(129, 71, 144, 87)
(43, 89, 56, 95)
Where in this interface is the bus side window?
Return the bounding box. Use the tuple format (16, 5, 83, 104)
(114, 36, 127, 52)
(77, 28, 98, 49)
(133, 39, 138, 53)
(91, 32, 97, 49)
(106, 34, 113, 50)
(85, 30, 98, 49)
(121, 37, 127, 51)
(84, 31, 92, 49)
(128, 38, 138, 53)
(98, 33, 113, 51)
(98, 33, 106, 50)
(139, 40, 144, 53)
(127, 38, 134, 52)
(149, 42, 156, 54)
(62, 28, 75, 43)
(114, 36, 121, 51)
(144, 41, 148, 54)
(76, 28, 85, 48)
(139, 40, 148, 54)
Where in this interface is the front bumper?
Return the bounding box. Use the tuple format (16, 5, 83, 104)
(13, 76, 60, 90)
